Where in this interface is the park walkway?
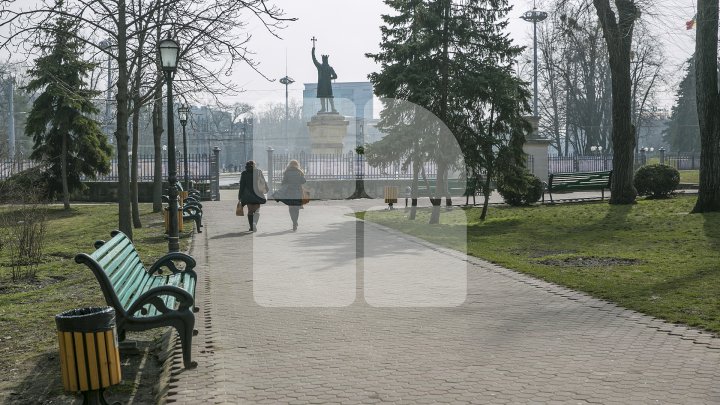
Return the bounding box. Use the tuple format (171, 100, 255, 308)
(163, 195, 720, 404)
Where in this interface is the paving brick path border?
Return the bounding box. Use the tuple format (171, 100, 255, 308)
(162, 199, 720, 404)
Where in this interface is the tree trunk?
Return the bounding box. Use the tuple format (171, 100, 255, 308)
(593, 0, 638, 204)
(131, 103, 142, 228)
(480, 171, 492, 221)
(692, 0, 720, 213)
(115, 0, 132, 239)
(61, 132, 70, 210)
(152, 24, 163, 213)
(429, 162, 447, 224)
(152, 86, 164, 213)
(409, 158, 419, 220)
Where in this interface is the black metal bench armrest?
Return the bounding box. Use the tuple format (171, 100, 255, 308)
(149, 252, 197, 275)
(126, 285, 195, 316)
(182, 206, 202, 216)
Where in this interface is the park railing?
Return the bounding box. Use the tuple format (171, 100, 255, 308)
(87, 154, 214, 183)
(270, 151, 439, 181)
(0, 158, 40, 180)
(0, 154, 216, 183)
(548, 155, 612, 173)
(665, 153, 701, 170)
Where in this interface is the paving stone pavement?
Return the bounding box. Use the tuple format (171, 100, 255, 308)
(163, 197, 720, 405)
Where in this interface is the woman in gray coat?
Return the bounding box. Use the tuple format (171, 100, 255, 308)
(275, 160, 306, 231)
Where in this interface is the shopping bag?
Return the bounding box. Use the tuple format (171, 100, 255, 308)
(301, 189, 310, 205)
(236, 201, 244, 216)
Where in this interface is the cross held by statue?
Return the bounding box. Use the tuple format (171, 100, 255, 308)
(311, 36, 317, 47)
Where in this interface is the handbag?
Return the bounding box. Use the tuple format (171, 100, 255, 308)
(257, 171, 269, 195)
(236, 201, 244, 216)
(301, 189, 310, 205)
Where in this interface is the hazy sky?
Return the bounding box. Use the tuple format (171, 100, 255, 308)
(225, 0, 697, 110)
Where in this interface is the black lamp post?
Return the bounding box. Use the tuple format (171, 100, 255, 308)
(159, 37, 181, 252)
(178, 104, 190, 189)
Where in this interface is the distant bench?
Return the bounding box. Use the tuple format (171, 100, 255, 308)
(74, 230, 198, 369)
(545, 170, 612, 203)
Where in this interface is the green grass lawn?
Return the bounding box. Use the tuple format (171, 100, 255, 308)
(361, 195, 720, 334)
(679, 170, 699, 184)
(0, 203, 192, 368)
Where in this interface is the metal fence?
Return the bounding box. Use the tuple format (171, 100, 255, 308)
(0, 158, 40, 180)
(270, 152, 439, 181)
(666, 153, 701, 170)
(0, 151, 702, 184)
(548, 153, 702, 174)
(548, 155, 613, 173)
(0, 154, 215, 183)
(90, 154, 214, 182)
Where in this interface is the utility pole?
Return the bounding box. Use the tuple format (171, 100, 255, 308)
(7, 76, 15, 158)
(521, 2, 548, 117)
(279, 75, 294, 152)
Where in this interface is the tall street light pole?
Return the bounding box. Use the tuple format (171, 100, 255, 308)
(521, 5, 548, 117)
(279, 75, 294, 152)
(178, 104, 190, 189)
(158, 37, 181, 252)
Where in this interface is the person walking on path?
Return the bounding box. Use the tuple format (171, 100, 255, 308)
(275, 160, 307, 231)
(238, 160, 268, 232)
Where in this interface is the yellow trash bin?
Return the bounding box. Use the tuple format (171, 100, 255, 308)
(55, 307, 121, 402)
(384, 186, 399, 209)
(163, 207, 184, 233)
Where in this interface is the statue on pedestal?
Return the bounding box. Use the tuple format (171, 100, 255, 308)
(311, 37, 337, 113)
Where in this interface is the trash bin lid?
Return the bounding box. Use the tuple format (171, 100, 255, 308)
(55, 307, 116, 332)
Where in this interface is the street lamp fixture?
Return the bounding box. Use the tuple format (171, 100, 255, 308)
(158, 36, 181, 252)
(521, 6, 548, 117)
(178, 104, 190, 190)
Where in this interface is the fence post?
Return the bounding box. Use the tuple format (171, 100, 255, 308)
(603, 153, 608, 170)
(691, 153, 696, 170)
(573, 154, 579, 172)
(266, 146, 274, 195)
(659, 148, 666, 165)
(211, 147, 221, 201)
(640, 149, 646, 166)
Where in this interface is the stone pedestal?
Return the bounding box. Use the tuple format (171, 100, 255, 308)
(522, 116, 552, 183)
(307, 112, 349, 154)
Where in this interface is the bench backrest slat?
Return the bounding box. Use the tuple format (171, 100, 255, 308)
(105, 244, 142, 285)
(85, 232, 152, 312)
(549, 171, 611, 189)
(116, 257, 151, 310)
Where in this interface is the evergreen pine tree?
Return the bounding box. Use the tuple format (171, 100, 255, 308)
(663, 57, 700, 153)
(367, 0, 531, 221)
(24, 16, 112, 209)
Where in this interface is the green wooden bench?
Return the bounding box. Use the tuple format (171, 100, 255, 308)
(74, 230, 199, 369)
(546, 170, 612, 203)
(416, 178, 468, 197)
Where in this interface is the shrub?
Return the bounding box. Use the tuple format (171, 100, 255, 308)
(0, 166, 51, 203)
(0, 186, 49, 281)
(634, 164, 680, 199)
(497, 168, 544, 206)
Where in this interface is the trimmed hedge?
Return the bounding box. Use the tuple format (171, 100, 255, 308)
(497, 169, 543, 206)
(634, 164, 680, 198)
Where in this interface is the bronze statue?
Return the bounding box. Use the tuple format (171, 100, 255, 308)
(311, 37, 337, 113)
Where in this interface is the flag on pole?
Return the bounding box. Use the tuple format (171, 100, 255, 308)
(686, 14, 696, 30)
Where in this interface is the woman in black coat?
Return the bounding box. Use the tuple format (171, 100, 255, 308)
(238, 160, 268, 232)
(276, 160, 306, 231)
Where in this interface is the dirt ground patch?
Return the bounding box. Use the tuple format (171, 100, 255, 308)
(538, 256, 642, 267)
(0, 330, 167, 405)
